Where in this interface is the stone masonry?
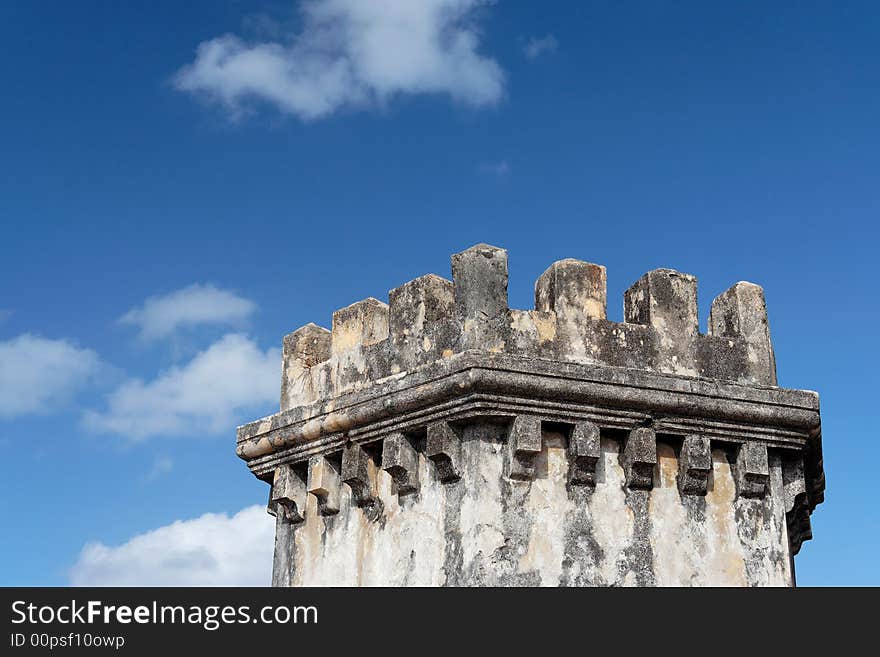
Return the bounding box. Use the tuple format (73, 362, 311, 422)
(237, 244, 824, 586)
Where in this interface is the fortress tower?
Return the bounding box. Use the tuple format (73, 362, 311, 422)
(237, 244, 824, 586)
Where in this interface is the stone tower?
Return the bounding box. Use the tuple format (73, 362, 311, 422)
(237, 244, 823, 586)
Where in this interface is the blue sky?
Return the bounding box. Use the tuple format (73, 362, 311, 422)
(1, 1, 877, 586)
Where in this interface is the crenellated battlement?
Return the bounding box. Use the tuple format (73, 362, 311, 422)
(275, 244, 777, 416)
(238, 243, 824, 587)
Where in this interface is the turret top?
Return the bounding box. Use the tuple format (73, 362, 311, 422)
(273, 243, 780, 418)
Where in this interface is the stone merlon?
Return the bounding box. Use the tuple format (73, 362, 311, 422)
(241, 244, 824, 587)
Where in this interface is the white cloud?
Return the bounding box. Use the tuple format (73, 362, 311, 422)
(0, 334, 101, 418)
(120, 284, 256, 341)
(83, 333, 279, 440)
(479, 159, 510, 176)
(145, 455, 174, 481)
(524, 33, 558, 59)
(174, 0, 504, 121)
(70, 506, 274, 586)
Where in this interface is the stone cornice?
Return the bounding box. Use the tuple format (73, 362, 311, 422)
(237, 349, 823, 512)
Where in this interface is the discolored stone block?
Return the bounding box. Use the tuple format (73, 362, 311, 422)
(709, 282, 777, 386)
(783, 456, 812, 555)
(389, 274, 455, 335)
(452, 243, 508, 350)
(568, 421, 601, 485)
(269, 464, 308, 524)
(735, 441, 770, 498)
(623, 427, 657, 490)
(535, 259, 607, 321)
(307, 455, 341, 515)
(678, 435, 712, 496)
(507, 415, 542, 481)
(695, 334, 750, 384)
(341, 442, 379, 508)
(389, 274, 457, 369)
(331, 298, 389, 355)
(426, 421, 462, 483)
(382, 433, 420, 496)
(281, 323, 332, 411)
(625, 269, 699, 376)
(505, 309, 557, 359)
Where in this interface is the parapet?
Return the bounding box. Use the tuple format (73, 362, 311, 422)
(272, 244, 779, 416)
(238, 244, 824, 586)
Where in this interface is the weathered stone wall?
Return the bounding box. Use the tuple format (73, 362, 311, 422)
(279, 430, 791, 586)
(239, 244, 823, 587)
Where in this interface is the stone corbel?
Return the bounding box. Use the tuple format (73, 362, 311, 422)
(507, 415, 542, 481)
(269, 464, 308, 524)
(341, 442, 380, 509)
(426, 421, 462, 483)
(382, 433, 420, 496)
(623, 427, 657, 490)
(307, 455, 341, 515)
(736, 442, 770, 498)
(569, 421, 601, 485)
(678, 434, 712, 496)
